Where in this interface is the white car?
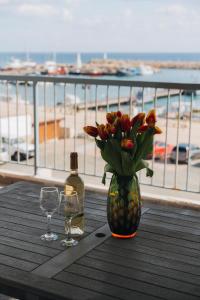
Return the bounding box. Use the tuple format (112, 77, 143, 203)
(170, 143, 200, 164)
(2, 137, 35, 161)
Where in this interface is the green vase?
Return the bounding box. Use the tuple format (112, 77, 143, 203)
(107, 174, 141, 238)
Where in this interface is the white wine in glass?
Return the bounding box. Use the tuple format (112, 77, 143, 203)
(59, 191, 79, 247)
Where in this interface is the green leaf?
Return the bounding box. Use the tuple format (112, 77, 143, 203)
(101, 139, 123, 175)
(95, 139, 105, 150)
(114, 127, 122, 140)
(121, 151, 133, 176)
(102, 163, 114, 184)
(135, 159, 153, 177)
(129, 127, 137, 141)
(131, 119, 143, 134)
(146, 167, 154, 177)
(133, 128, 154, 171)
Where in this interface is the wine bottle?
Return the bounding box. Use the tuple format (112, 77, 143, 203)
(64, 152, 84, 235)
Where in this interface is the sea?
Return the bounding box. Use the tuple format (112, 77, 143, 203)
(0, 52, 200, 113)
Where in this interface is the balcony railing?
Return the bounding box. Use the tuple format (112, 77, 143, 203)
(0, 74, 199, 193)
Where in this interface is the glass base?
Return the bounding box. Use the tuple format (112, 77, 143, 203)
(61, 238, 78, 247)
(71, 226, 84, 236)
(40, 232, 58, 241)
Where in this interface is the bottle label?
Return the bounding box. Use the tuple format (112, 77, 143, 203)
(64, 185, 74, 195)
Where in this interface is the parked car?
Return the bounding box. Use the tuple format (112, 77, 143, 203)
(170, 143, 200, 164)
(0, 146, 9, 163)
(2, 137, 34, 161)
(147, 141, 173, 160)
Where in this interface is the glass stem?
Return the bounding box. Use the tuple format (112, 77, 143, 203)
(65, 218, 72, 241)
(47, 214, 52, 235)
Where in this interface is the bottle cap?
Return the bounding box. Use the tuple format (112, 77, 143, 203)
(70, 152, 78, 170)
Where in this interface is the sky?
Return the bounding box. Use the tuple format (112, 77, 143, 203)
(0, 0, 199, 52)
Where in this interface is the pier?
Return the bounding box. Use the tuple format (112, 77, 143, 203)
(77, 89, 181, 110)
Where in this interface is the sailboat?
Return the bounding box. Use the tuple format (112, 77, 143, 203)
(76, 53, 82, 69)
(69, 53, 82, 75)
(22, 52, 37, 68)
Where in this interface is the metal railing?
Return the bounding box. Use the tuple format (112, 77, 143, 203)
(0, 74, 200, 193)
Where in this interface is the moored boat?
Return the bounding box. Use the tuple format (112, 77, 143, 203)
(116, 67, 138, 77)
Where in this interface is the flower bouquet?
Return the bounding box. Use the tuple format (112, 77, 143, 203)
(84, 110, 162, 238)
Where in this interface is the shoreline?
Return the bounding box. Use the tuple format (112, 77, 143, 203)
(1, 59, 200, 77)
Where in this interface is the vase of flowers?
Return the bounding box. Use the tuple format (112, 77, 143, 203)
(84, 109, 162, 238)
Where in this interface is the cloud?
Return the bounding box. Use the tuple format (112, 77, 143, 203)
(158, 4, 187, 16)
(63, 8, 73, 21)
(123, 8, 133, 18)
(18, 3, 58, 17)
(0, 0, 9, 4)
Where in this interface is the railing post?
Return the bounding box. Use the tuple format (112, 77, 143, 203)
(33, 81, 39, 176)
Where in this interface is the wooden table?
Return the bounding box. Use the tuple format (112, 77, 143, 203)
(0, 181, 199, 300)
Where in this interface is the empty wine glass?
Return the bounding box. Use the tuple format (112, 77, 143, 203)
(59, 191, 79, 247)
(40, 187, 59, 241)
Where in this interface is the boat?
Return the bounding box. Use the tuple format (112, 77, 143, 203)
(81, 68, 104, 76)
(44, 60, 57, 75)
(116, 67, 138, 77)
(69, 53, 82, 75)
(5, 58, 23, 70)
(22, 60, 37, 68)
(4, 56, 37, 70)
(138, 65, 154, 75)
(69, 69, 81, 75)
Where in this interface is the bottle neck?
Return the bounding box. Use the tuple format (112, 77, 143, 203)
(70, 169, 78, 175)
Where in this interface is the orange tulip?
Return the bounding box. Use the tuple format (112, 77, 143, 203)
(120, 114, 131, 132)
(154, 126, 162, 134)
(106, 112, 117, 124)
(105, 123, 111, 135)
(97, 124, 109, 140)
(146, 109, 156, 127)
(105, 123, 117, 135)
(131, 112, 145, 127)
(121, 139, 134, 149)
(109, 124, 117, 134)
(83, 126, 98, 137)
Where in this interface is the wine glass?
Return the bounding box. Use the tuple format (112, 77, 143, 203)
(40, 187, 59, 241)
(59, 191, 79, 247)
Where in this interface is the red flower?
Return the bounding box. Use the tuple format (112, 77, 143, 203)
(106, 112, 117, 124)
(131, 113, 145, 127)
(120, 114, 131, 132)
(146, 109, 156, 127)
(110, 125, 117, 134)
(97, 124, 109, 140)
(111, 126, 117, 134)
(138, 124, 148, 133)
(116, 111, 122, 118)
(83, 126, 98, 137)
(121, 139, 134, 149)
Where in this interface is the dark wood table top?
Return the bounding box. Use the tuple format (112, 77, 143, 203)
(0, 181, 199, 300)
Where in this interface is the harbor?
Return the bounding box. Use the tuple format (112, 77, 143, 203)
(2, 53, 200, 78)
